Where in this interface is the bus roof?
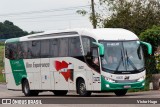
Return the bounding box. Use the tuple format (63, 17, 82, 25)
(80, 28, 139, 41)
(5, 28, 139, 43)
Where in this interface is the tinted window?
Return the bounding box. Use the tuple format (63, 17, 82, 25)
(41, 40, 50, 58)
(5, 43, 18, 60)
(21, 42, 29, 59)
(28, 41, 40, 58)
(69, 37, 82, 56)
(82, 37, 91, 56)
(50, 39, 59, 57)
(17, 43, 23, 59)
(82, 36, 100, 72)
(59, 38, 68, 57)
(82, 36, 96, 55)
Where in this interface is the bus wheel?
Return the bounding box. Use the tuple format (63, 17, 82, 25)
(22, 79, 39, 96)
(77, 79, 91, 96)
(114, 89, 127, 96)
(53, 90, 68, 96)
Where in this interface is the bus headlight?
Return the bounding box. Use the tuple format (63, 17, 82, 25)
(103, 76, 115, 83)
(137, 76, 145, 82)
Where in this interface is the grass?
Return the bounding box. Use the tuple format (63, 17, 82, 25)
(0, 74, 5, 83)
(0, 44, 5, 83)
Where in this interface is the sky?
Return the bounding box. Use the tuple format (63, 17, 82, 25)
(0, 0, 99, 32)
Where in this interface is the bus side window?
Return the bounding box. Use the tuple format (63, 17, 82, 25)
(21, 42, 28, 59)
(82, 36, 100, 72)
(7, 44, 14, 60)
(17, 43, 23, 59)
(59, 38, 69, 57)
(92, 47, 99, 65)
(82, 37, 91, 56)
(28, 41, 40, 58)
(69, 37, 82, 56)
(8, 43, 18, 60)
(27, 41, 32, 59)
(41, 40, 50, 58)
(50, 39, 59, 57)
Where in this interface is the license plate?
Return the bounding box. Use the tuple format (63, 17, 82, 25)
(124, 85, 131, 88)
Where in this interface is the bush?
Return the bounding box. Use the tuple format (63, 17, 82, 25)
(140, 26, 160, 55)
(0, 42, 4, 46)
(140, 25, 160, 74)
(155, 54, 160, 70)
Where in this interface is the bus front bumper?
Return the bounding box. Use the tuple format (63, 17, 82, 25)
(101, 76, 145, 91)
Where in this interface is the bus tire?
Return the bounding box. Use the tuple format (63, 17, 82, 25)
(53, 90, 68, 96)
(77, 79, 91, 96)
(114, 89, 127, 96)
(22, 79, 39, 96)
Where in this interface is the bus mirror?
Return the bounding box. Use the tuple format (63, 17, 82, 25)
(92, 42, 104, 56)
(140, 41, 152, 55)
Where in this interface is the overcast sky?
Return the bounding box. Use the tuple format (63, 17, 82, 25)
(0, 0, 100, 32)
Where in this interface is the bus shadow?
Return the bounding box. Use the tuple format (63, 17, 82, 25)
(16, 93, 147, 98)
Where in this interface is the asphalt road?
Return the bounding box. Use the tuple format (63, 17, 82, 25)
(0, 83, 160, 107)
(0, 83, 160, 98)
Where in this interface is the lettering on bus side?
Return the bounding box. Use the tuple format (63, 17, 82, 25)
(25, 62, 50, 68)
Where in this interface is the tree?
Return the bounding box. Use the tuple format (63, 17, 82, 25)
(78, 0, 160, 35)
(76, 0, 102, 28)
(140, 26, 160, 74)
(0, 20, 28, 39)
(29, 31, 43, 34)
(140, 26, 160, 55)
(140, 25, 160, 90)
(99, 0, 160, 35)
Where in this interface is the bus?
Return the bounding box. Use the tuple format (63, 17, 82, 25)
(4, 28, 152, 96)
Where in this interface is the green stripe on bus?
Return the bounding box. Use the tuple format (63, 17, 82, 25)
(10, 59, 27, 85)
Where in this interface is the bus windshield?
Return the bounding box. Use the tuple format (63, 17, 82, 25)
(99, 41, 144, 73)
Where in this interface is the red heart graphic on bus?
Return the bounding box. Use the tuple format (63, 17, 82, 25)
(54, 60, 72, 81)
(54, 61, 68, 71)
(61, 70, 71, 81)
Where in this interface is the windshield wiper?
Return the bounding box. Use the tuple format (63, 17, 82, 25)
(125, 50, 137, 71)
(115, 49, 124, 71)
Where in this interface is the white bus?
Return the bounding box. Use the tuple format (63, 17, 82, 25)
(4, 28, 152, 96)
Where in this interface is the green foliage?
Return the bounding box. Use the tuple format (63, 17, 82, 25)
(100, 0, 160, 35)
(155, 54, 160, 71)
(145, 56, 158, 74)
(0, 42, 4, 46)
(140, 26, 160, 74)
(0, 74, 5, 83)
(29, 31, 43, 34)
(76, 9, 88, 16)
(77, 0, 160, 35)
(76, 3, 102, 28)
(0, 20, 29, 39)
(0, 45, 5, 82)
(0, 45, 4, 70)
(140, 26, 160, 54)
